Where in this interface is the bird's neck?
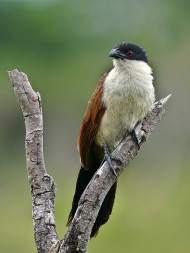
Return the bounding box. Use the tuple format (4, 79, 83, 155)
(113, 58, 152, 77)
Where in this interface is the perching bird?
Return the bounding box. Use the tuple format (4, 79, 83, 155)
(67, 42, 155, 237)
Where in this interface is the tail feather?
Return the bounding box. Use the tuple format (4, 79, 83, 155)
(67, 167, 94, 226)
(67, 166, 117, 237)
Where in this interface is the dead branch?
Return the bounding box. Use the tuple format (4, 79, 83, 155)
(60, 94, 171, 253)
(8, 69, 60, 253)
(9, 69, 171, 253)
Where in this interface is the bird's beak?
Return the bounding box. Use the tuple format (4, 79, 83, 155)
(108, 48, 126, 59)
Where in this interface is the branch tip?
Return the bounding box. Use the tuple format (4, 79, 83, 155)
(160, 94, 172, 105)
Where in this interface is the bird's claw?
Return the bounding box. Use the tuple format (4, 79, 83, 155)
(130, 129, 140, 149)
(103, 144, 122, 178)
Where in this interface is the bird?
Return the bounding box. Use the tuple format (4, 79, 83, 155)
(67, 42, 155, 237)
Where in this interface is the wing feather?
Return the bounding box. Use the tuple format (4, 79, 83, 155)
(78, 72, 109, 170)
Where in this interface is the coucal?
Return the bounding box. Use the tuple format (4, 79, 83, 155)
(67, 42, 155, 237)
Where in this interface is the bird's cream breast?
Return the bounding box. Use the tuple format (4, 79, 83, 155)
(95, 60, 155, 151)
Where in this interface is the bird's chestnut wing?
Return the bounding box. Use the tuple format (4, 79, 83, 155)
(78, 72, 108, 170)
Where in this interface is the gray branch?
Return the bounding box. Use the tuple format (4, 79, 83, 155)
(60, 94, 171, 253)
(8, 69, 171, 253)
(9, 69, 60, 253)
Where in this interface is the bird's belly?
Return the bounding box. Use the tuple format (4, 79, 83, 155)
(95, 95, 152, 151)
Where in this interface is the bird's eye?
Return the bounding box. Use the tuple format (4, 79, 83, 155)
(127, 51, 133, 56)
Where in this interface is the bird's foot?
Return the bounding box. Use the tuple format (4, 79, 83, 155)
(103, 144, 122, 178)
(130, 129, 140, 149)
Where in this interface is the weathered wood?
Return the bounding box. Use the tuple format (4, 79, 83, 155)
(60, 95, 171, 253)
(9, 69, 60, 253)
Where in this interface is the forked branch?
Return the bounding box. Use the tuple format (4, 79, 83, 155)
(9, 69, 171, 253)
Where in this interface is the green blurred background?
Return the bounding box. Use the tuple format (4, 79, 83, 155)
(0, 0, 190, 252)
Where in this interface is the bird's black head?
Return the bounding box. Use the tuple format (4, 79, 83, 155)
(108, 42, 148, 63)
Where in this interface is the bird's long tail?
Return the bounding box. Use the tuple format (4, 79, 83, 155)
(67, 166, 117, 237)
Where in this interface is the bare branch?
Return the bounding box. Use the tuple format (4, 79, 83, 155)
(9, 69, 60, 253)
(9, 69, 171, 253)
(60, 94, 171, 253)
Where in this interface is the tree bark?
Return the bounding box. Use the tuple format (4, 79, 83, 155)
(9, 69, 171, 253)
(9, 69, 60, 253)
